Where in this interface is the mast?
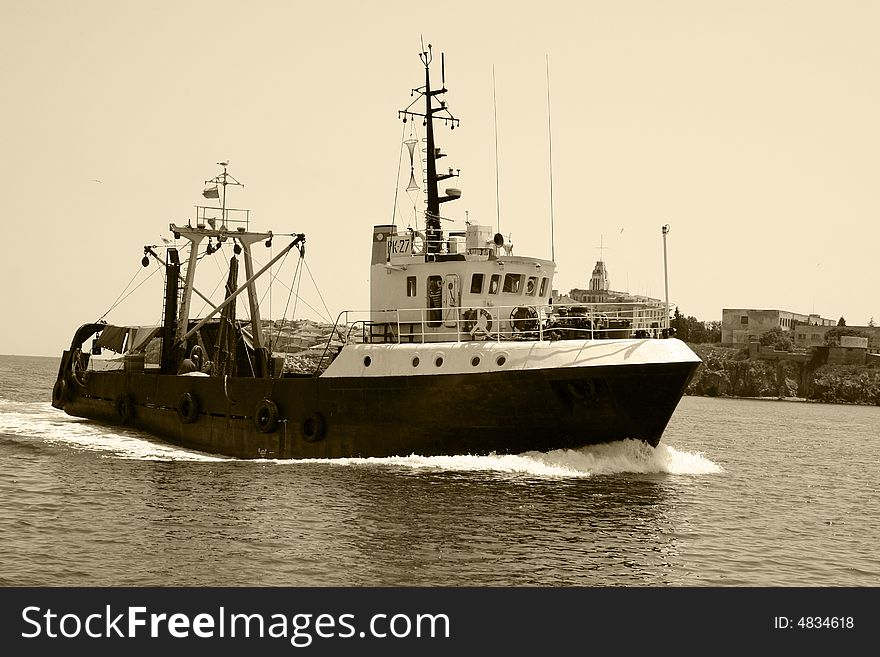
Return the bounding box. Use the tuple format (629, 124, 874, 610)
(423, 50, 440, 245)
(399, 44, 461, 256)
(209, 161, 243, 231)
(161, 249, 180, 374)
(169, 163, 305, 377)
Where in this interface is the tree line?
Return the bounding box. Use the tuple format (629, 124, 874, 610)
(669, 309, 721, 344)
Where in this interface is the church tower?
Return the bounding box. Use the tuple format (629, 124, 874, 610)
(590, 260, 610, 292)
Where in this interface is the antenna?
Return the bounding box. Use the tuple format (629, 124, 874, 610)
(662, 224, 670, 330)
(546, 54, 555, 262)
(442, 52, 446, 85)
(492, 65, 501, 234)
(204, 161, 243, 231)
(596, 234, 607, 261)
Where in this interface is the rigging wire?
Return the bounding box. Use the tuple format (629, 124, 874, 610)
(193, 252, 230, 318)
(96, 263, 163, 323)
(271, 255, 304, 353)
(405, 121, 423, 228)
(247, 248, 332, 323)
(391, 120, 407, 225)
(95, 267, 143, 323)
(304, 258, 334, 324)
(257, 245, 293, 307)
(492, 64, 501, 234)
(546, 54, 556, 262)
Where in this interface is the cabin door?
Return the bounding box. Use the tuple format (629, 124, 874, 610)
(443, 274, 460, 328)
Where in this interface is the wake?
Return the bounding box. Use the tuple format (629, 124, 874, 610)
(0, 401, 224, 461)
(1, 401, 722, 476)
(304, 439, 722, 478)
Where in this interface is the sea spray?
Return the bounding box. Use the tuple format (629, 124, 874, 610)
(1, 402, 721, 475)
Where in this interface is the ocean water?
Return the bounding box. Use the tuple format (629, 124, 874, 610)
(1, 354, 878, 586)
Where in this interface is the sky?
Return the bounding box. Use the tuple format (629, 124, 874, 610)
(2, 0, 879, 356)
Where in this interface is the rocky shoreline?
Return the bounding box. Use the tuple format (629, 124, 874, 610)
(685, 343, 880, 406)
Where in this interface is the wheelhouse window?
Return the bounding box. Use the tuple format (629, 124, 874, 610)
(526, 276, 538, 296)
(406, 276, 417, 297)
(488, 274, 500, 295)
(470, 273, 485, 294)
(502, 273, 523, 294)
(538, 277, 548, 297)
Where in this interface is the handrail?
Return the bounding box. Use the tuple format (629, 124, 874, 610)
(313, 299, 670, 351)
(194, 205, 251, 231)
(305, 300, 673, 374)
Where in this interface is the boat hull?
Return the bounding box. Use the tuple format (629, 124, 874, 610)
(53, 343, 700, 459)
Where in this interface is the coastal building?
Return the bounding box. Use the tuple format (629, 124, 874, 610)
(793, 324, 880, 354)
(566, 259, 669, 335)
(721, 308, 835, 346)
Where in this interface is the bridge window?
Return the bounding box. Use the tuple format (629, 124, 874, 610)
(503, 273, 523, 294)
(539, 277, 548, 297)
(488, 274, 500, 295)
(526, 276, 538, 296)
(406, 276, 417, 297)
(470, 273, 484, 294)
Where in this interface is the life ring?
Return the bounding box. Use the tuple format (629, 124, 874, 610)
(115, 394, 135, 425)
(302, 413, 326, 442)
(410, 230, 425, 254)
(177, 392, 199, 424)
(510, 306, 539, 333)
(254, 398, 279, 433)
(52, 378, 68, 408)
(462, 308, 493, 338)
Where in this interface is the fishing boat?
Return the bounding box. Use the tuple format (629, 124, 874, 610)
(51, 45, 701, 459)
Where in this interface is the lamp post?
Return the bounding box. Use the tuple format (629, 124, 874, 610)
(662, 224, 670, 331)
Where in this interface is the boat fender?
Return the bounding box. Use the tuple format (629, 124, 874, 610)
(115, 394, 135, 425)
(177, 392, 199, 424)
(52, 378, 68, 408)
(302, 413, 326, 442)
(223, 374, 236, 405)
(254, 398, 279, 433)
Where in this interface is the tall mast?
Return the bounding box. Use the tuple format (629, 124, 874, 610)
(423, 50, 440, 234)
(399, 44, 461, 256)
(210, 161, 242, 231)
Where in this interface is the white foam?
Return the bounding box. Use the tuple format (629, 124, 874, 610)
(0, 401, 225, 462)
(2, 402, 722, 475)
(274, 439, 723, 478)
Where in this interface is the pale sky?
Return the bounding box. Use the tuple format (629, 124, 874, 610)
(2, 0, 879, 356)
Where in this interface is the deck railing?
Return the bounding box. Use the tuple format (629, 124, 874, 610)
(329, 301, 670, 346)
(194, 206, 251, 231)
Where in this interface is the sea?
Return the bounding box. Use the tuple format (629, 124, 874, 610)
(1, 354, 878, 587)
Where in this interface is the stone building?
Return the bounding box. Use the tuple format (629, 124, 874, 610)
(721, 308, 835, 346)
(793, 324, 880, 354)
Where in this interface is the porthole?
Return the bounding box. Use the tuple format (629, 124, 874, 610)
(412, 356, 420, 367)
(471, 356, 481, 367)
(363, 356, 372, 367)
(435, 356, 444, 367)
(496, 355, 507, 366)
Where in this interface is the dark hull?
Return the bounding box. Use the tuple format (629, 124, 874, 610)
(53, 359, 699, 459)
